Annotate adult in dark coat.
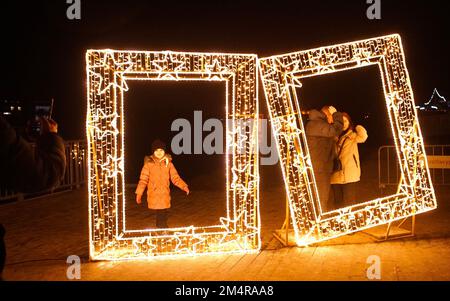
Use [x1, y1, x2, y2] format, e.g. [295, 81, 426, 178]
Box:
[305, 106, 344, 213]
[0, 116, 66, 279]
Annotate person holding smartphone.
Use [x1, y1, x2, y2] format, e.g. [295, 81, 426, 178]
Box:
[0, 115, 66, 280]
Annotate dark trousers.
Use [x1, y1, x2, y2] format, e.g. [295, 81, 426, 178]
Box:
[155, 209, 169, 229]
[315, 172, 332, 213]
[332, 182, 357, 209]
[0, 224, 5, 277]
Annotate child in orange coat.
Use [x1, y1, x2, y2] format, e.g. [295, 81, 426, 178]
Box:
[135, 139, 189, 229]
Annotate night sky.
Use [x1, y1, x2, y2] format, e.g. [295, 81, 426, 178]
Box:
[2, 0, 449, 183]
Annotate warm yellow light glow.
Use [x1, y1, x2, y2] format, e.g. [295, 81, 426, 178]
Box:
[86, 50, 260, 260]
[259, 34, 437, 245]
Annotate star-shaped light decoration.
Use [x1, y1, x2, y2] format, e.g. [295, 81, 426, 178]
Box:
[98, 154, 124, 182]
[352, 47, 373, 66]
[89, 108, 120, 140]
[191, 232, 209, 253]
[204, 58, 230, 80]
[386, 91, 405, 114]
[151, 51, 186, 80]
[169, 226, 201, 255]
[308, 48, 339, 74]
[132, 237, 158, 256]
[217, 210, 258, 250]
[89, 51, 134, 95]
[288, 76, 303, 89]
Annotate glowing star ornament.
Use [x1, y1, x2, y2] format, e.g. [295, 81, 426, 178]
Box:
[86, 50, 260, 260]
[259, 34, 437, 246]
[204, 58, 230, 80]
[353, 47, 373, 66]
[151, 51, 186, 79]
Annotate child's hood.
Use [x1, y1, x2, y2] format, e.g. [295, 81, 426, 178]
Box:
[144, 153, 173, 166]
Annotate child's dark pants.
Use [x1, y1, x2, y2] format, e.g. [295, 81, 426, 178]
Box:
[155, 209, 169, 229]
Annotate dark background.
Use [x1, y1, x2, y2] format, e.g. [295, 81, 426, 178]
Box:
[124, 80, 226, 184]
[1, 0, 449, 186]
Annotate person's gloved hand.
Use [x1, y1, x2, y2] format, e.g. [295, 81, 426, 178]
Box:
[328, 106, 337, 115]
[40, 117, 58, 134]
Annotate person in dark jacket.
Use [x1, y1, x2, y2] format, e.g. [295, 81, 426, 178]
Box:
[0, 116, 66, 280]
[305, 106, 344, 213]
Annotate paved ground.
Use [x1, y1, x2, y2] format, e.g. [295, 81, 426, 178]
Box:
[1, 168, 450, 280]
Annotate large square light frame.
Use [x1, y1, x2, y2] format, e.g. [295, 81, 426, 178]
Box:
[258, 34, 437, 245]
[86, 50, 260, 260]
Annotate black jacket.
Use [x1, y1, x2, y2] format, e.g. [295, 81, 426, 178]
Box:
[0, 117, 66, 193]
[305, 110, 344, 173]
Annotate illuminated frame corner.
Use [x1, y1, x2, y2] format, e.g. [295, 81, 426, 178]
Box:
[258, 34, 437, 246]
[86, 50, 260, 260]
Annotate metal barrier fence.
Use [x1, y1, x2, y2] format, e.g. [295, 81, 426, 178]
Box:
[378, 145, 450, 189]
[0, 140, 87, 203]
[2, 141, 447, 201]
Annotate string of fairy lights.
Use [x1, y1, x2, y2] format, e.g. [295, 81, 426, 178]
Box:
[87, 34, 437, 260]
[86, 50, 260, 260]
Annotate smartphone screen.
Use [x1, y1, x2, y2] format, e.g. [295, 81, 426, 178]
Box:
[34, 105, 51, 119]
[31, 99, 54, 135]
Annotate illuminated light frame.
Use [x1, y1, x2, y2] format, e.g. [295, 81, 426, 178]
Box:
[258, 34, 437, 246]
[86, 50, 260, 260]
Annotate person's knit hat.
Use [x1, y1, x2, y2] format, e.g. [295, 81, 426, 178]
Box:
[151, 139, 166, 153]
